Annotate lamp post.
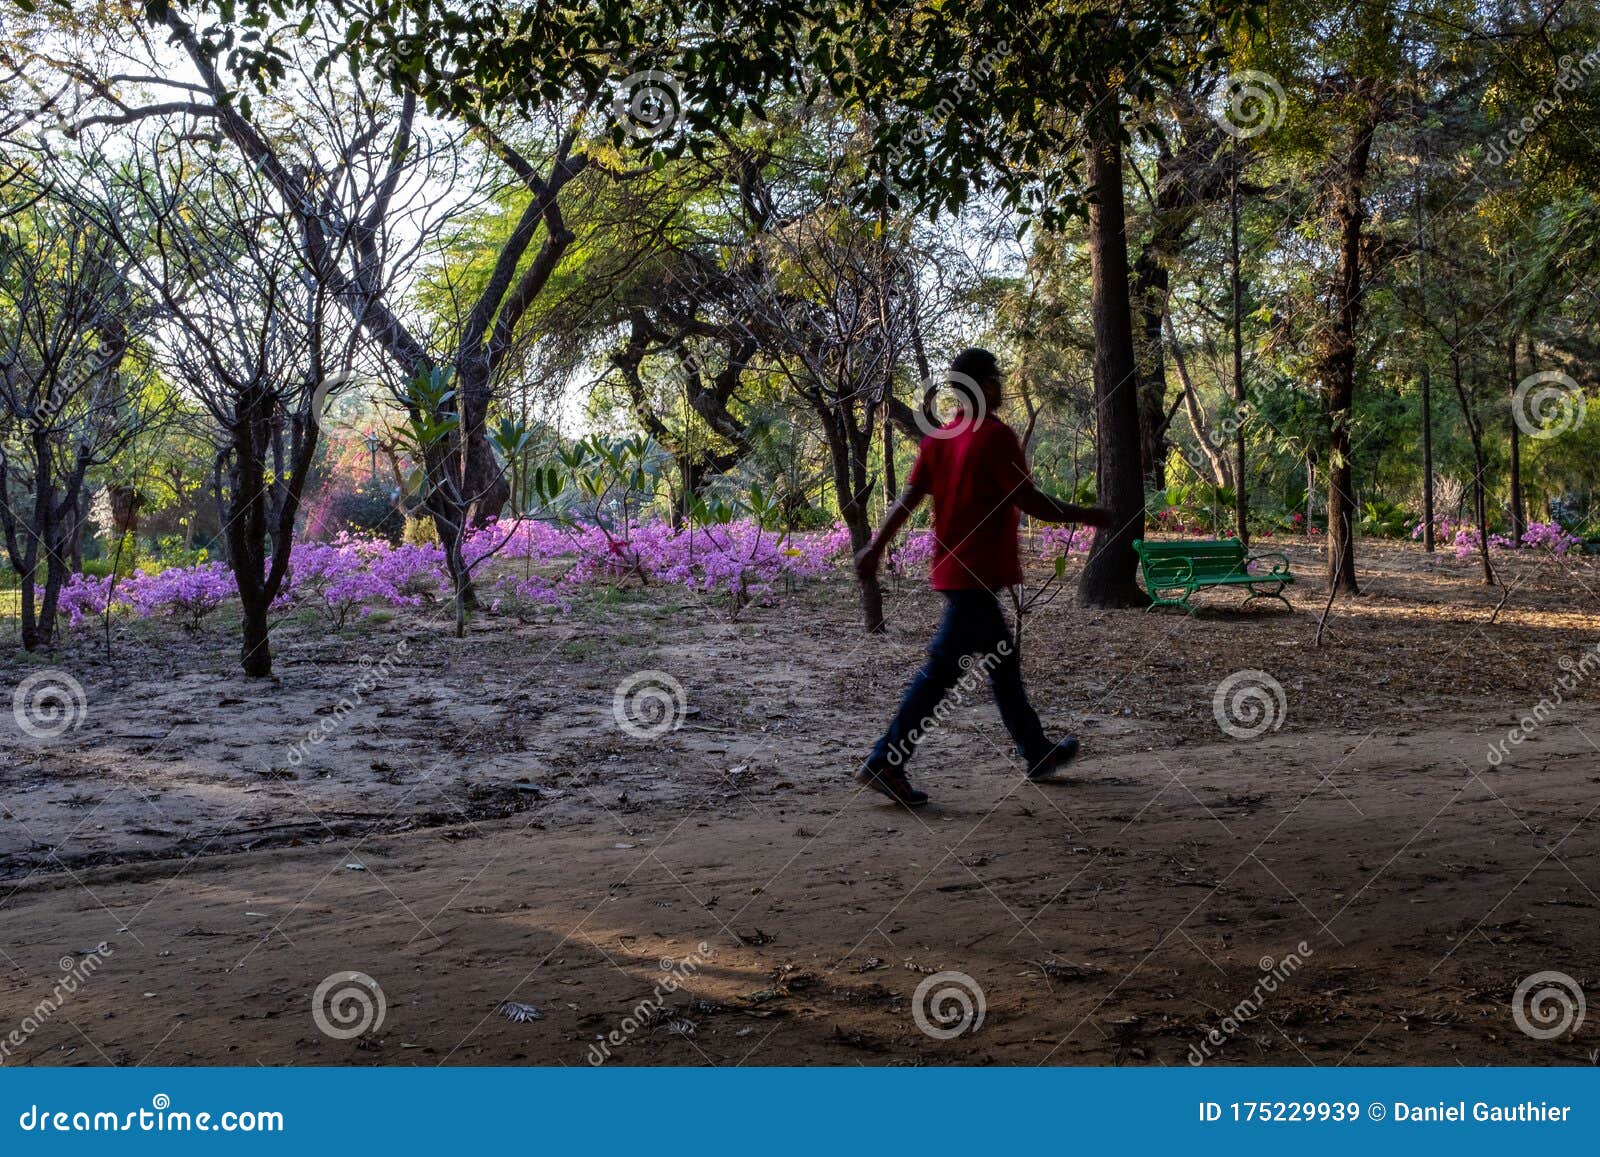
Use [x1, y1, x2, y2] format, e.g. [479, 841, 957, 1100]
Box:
[364, 431, 379, 483]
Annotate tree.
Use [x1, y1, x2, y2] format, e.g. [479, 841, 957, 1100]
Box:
[0, 175, 165, 648]
[119, 134, 355, 674]
[837, 0, 1249, 607]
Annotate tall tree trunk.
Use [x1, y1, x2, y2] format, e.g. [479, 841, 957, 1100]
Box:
[1132, 243, 1171, 489]
[824, 409, 884, 632]
[224, 390, 277, 677]
[1319, 89, 1378, 596]
[1507, 334, 1526, 543]
[1166, 314, 1233, 488]
[1077, 108, 1150, 608]
[882, 402, 898, 510]
[1413, 139, 1435, 553]
[1449, 349, 1495, 586]
[1420, 360, 1435, 551]
[1229, 146, 1249, 547]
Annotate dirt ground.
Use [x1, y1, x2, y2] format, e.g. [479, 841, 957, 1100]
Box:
[3, 539, 1599, 1066]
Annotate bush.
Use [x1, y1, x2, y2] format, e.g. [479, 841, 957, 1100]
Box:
[327, 484, 405, 541]
[1358, 499, 1413, 538]
[403, 515, 440, 546]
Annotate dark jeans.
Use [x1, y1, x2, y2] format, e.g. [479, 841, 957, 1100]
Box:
[868, 589, 1049, 772]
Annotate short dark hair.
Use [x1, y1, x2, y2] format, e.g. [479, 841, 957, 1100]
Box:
[949, 347, 1000, 388]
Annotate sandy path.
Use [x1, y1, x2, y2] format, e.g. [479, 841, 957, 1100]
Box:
[3, 709, 1597, 1066]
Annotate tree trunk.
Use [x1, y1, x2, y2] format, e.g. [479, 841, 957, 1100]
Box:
[225, 393, 276, 676]
[1229, 149, 1249, 547]
[1449, 350, 1495, 586]
[823, 406, 884, 633]
[1319, 89, 1378, 596]
[1420, 360, 1435, 551]
[1166, 314, 1233, 487]
[1413, 139, 1435, 553]
[240, 593, 273, 678]
[1077, 108, 1150, 609]
[1132, 243, 1171, 490]
[1507, 334, 1526, 543]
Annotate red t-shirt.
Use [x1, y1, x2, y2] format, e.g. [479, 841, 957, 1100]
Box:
[907, 418, 1032, 591]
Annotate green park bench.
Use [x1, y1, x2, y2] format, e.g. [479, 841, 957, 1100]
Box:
[1132, 537, 1295, 615]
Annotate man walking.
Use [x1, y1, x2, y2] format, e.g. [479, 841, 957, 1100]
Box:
[853, 348, 1112, 806]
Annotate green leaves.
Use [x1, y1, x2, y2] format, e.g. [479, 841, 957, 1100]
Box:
[393, 366, 458, 456]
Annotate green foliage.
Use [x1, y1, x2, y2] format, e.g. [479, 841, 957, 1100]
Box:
[1358, 499, 1413, 539]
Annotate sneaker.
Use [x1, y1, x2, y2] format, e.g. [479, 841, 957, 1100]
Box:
[854, 764, 930, 807]
[1026, 736, 1081, 782]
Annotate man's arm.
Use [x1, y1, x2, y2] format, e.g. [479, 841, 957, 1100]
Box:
[1014, 486, 1114, 527]
[854, 484, 927, 583]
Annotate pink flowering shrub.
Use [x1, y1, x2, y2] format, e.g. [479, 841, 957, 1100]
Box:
[54, 572, 116, 627]
[121, 562, 235, 629]
[1036, 526, 1094, 560]
[887, 529, 936, 571]
[1519, 521, 1583, 555]
[50, 517, 861, 629]
[1411, 518, 1582, 561]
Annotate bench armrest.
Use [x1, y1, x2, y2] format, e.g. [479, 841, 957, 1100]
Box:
[1245, 550, 1293, 577]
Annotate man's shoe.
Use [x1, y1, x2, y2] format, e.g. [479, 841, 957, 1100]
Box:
[1026, 736, 1080, 782]
[854, 764, 930, 807]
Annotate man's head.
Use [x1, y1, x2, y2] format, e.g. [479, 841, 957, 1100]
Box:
[948, 347, 1004, 414]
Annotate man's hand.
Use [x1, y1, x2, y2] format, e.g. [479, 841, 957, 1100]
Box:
[853, 543, 882, 584]
[1081, 506, 1115, 529]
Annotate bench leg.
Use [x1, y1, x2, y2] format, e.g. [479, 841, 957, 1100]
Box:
[1244, 584, 1293, 612]
[1146, 587, 1197, 615]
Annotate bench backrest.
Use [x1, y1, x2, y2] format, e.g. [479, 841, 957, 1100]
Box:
[1133, 538, 1248, 584]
